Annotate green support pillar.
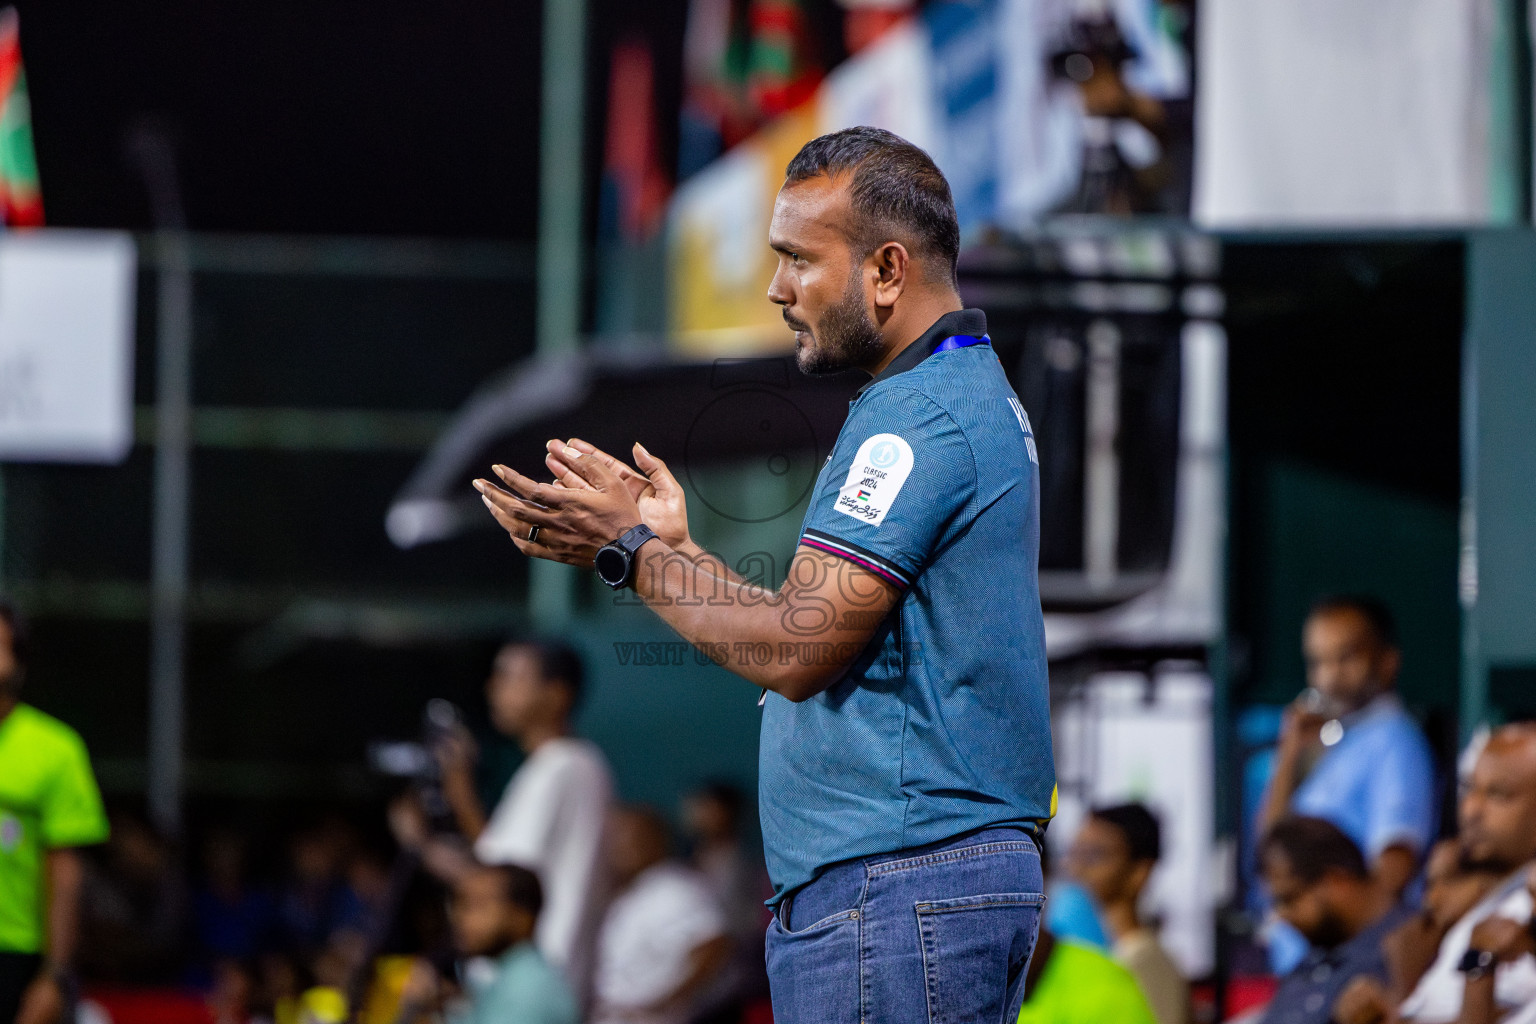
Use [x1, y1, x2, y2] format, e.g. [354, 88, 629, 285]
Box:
[532, 0, 588, 627]
[1461, 231, 1536, 742]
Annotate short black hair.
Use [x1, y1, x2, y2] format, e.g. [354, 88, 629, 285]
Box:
[1306, 594, 1398, 648]
[1091, 803, 1162, 863]
[477, 863, 544, 918]
[1260, 816, 1369, 885]
[506, 638, 585, 706]
[696, 780, 745, 819]
[784, 126, 961, 286]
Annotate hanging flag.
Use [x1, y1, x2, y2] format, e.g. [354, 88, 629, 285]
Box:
[0, 7, 42, 228]
[747, 0, 822, 118]
[599, 38, 671, 243]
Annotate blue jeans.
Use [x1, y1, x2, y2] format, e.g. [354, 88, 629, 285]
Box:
[765, 827, 1044, 1024]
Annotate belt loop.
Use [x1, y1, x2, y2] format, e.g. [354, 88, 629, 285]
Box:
[778, 892, 794, 930]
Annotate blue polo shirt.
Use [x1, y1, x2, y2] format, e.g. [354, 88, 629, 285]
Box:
[758, 308, 1056, 902]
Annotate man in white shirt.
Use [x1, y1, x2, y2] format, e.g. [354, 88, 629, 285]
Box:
[1397, 724, 1536, 1023]
[592, 806, 730, 1024]
[394, 640, 613, 1001]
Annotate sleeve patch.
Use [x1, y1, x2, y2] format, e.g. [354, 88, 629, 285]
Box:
[833, 433, 913, 527]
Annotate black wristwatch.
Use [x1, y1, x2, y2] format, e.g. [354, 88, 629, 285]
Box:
[594, 524, 659, 590]
[1459, 947, 1498, 980]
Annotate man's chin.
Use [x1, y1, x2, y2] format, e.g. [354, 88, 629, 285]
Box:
[795, 347, 840, 376]
[789, 334, 832, 375]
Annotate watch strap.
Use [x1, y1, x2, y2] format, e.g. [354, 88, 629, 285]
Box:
[1459, 947, 1497, 979]
[616, 523, 658, 556]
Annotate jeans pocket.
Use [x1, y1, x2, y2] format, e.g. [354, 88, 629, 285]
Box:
[766, 910, 862, 1024]
[915, 892, 1044, 1024]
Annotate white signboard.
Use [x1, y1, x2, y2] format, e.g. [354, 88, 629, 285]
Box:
[0, 230, 137, 462]
[1053, 670, 1218, 976]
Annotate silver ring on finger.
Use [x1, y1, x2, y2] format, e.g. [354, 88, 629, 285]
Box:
[527, 525, 540, 543]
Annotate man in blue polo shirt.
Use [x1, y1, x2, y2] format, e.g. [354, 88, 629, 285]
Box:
[475, 126, 1055, 1024]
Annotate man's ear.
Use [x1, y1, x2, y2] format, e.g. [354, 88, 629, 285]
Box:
[1127, 859, 1154, 894]
[507, 905, 537, 943]
[1378, 646, 1402, 687]
[870, 241, 910, 310]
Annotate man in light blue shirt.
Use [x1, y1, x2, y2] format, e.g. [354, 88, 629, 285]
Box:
[1258, 596, 1436, 899]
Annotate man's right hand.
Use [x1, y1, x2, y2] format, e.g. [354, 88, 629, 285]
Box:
[1333, 976, 1392, 1024]
[15, 974, 65, 1024]
[1276, 699, 1327, 762]
[553, 438, 692, 550]
[388, 794, 430, 853]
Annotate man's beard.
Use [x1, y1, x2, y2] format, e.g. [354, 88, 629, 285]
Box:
[1458, 845, 1521, 876]
[791, 269, 883, 376]
[1304, 910, 1353, 950]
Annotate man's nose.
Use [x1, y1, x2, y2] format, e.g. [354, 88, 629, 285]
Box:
[1313, 662, 1343, 691]
[767, 266, 791, 306]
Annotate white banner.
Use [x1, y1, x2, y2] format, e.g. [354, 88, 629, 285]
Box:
[1195, 0, 1496, 226]
[0, 230, 137, 463]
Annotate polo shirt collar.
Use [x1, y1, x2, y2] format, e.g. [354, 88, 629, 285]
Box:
[855, 308, 989, 399]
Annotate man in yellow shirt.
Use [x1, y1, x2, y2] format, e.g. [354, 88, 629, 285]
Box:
[0, 605, 109, 1024]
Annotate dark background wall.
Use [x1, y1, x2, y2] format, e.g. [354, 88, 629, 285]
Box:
[1223, 240, 1464, 756]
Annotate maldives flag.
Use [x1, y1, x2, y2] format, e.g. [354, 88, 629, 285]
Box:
[0, 8, 42, 227]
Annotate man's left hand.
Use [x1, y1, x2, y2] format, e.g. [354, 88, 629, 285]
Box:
[16, 974, 66, 1024]
[475, 441, 643, 568]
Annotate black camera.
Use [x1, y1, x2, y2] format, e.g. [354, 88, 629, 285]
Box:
[368, 698, 464, 834]
[1048, 15, 1136, 83]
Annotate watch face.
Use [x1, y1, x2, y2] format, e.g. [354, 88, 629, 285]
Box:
[595, 545, 629, 586]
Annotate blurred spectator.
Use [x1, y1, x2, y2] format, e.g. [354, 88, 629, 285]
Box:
[1393, 725, 1536, 1023]
[1332, 838, 1505, 1024]
[683, 781, 770, 1019]
[255, 950, 313, 1024]
[1016, 925, 1157, 1024]
[591, 806, 730, 1024]
[275, 821, 360, 956]
[392, 640, 613, 1000]
[1260, 597, 1437, 905]
[1069, 804, 1190, 1024]
[337, 847, 394, 947]
[0, 602, 109, 1024]
[1458, 863, 1536, 1024]
[1017, 840, 1156, 1024]
[78, 810, 188, 984]
[397, 863, 578, 1024]
[207, 957, 259, 1024]
[194, 828, 277, 966]
[1018, 841, 1156, 1024]
[1256, 817, 1411, 1024]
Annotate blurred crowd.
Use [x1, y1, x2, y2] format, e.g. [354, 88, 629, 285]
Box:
[1, 630, 773, 1024]
[1021, 595, 1536, 1024]
[8, 596, 1536, 1024]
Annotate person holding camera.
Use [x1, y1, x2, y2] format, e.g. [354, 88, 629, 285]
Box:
[392, 640, 612, 1004]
